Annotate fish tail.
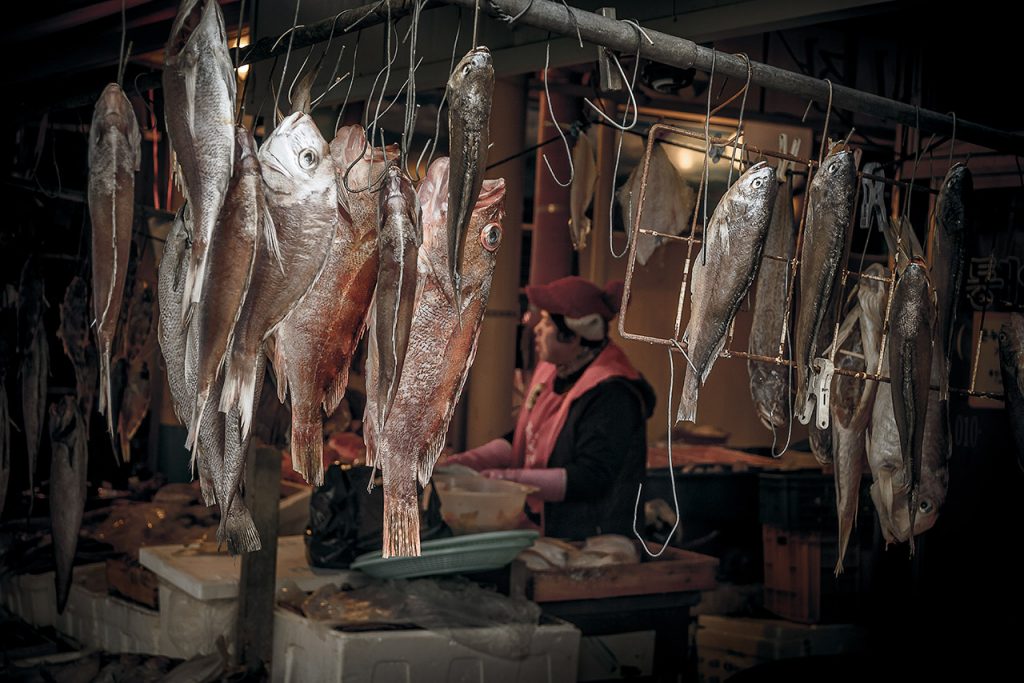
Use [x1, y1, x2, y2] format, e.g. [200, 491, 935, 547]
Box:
[907, 492, 917, 557]
[382, 498, 421, 558]
[221, 498, 262, 555]
[55, 570, 73, 615]
[99, 349, 117, 446]
[290, 421, 324, 486]
[119, 425, 131, 464]
[675, 365, 700, 424]
[382, 475, 420, 558]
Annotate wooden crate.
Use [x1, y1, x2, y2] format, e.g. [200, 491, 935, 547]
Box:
[105, 558, 160, 609]
[514, 542, 718, 603]
[761, 525, 864, 624]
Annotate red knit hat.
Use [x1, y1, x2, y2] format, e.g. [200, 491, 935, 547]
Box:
[525, 277, 624, 339]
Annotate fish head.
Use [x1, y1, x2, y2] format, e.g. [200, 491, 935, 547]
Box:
[90, 84, 138, 151]
[233, 125, 261, 178]
[755, 390, 788, 430]
[818, 149, 857, 202]
[167, 0, 224, 61]
[937, 163, 972, 235]
[460, 177, 507, 290]
[259, 112, 334, 201]
[330, 124, 399, 208]
[379, 165, 419, 228]
[448, 46, 494, 127]
[729, 161, 777, 225]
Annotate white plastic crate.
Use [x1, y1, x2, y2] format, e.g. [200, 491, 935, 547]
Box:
[0, 568, 60, 627]
[271, 607, 581, 683]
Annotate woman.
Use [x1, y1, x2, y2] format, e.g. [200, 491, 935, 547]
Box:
[447, 276, 655, 539]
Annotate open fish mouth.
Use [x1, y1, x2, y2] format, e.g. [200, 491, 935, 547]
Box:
[757, 407, 786, 430]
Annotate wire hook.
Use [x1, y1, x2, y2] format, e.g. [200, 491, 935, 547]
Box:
[540, 44, 575, 187]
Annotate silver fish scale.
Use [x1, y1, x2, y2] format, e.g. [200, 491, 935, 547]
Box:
[163, 0, 236, 312]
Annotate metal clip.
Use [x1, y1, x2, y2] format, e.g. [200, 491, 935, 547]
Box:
[596, 8, 624, 92]
[860, 162, 888, 232]
[812, 357, 835, 430]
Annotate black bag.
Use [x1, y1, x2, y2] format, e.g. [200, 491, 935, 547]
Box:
[305, 464, 449, 568]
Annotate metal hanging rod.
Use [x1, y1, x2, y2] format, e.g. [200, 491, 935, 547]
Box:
[438, 0, 1024, 156]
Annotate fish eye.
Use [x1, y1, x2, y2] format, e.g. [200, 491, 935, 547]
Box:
[480, 223, 501, 251]
[752, 178, 763, 189]
[462, 64, 472, 76]
[828, 161, 839, 174]
[298, 147, 319, 170]
[919, 499, 933, 514]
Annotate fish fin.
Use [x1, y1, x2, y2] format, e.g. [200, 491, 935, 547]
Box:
[261, 202, 284, 274]
[323, 364, 352, 418]
[382, 476, 421, 558]
[267, 335, 289, 404]
[701, 333, 728, 387]
[185, 390, 208, 451]
[676, 364, 700, 424]
[184, 59, 197, 140]
[221, 497, 262, 555]
[290, 421, 324, 486]
[417, 428, 450, 488]
[172, 151, 186, 196]
[219, 353, 257, 441]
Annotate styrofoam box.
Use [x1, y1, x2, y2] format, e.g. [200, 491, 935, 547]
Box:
[696, 615, 866, 683]
[271, 607, 581, 683]
[0, 569, 60, 628]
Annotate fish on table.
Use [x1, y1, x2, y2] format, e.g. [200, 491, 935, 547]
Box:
[88, 83, 140, 440]
[364, 157, 506, 557]
[163, 0, 236, 322]
[676, 162, 777, 424]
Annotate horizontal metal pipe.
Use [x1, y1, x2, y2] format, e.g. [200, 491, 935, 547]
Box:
[439, 0, 1024, 155]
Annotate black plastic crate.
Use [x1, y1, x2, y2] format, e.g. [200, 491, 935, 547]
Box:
[758, 471, 873, 533]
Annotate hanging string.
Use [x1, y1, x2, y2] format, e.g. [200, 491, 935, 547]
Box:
[277, 0, 303, 117]
[633, 344, 682, 558]
[539, 44, 574, 187]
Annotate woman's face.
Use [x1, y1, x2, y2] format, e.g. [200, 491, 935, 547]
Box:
[533, 310, 580, 365]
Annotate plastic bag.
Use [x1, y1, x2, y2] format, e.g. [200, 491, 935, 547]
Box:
[306, 464, 449, 568]
[305, 465, 362, 568]
[301, 578, 542, 660]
